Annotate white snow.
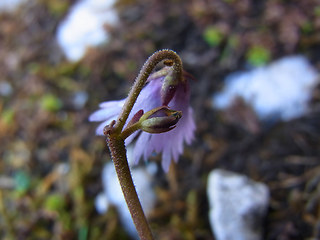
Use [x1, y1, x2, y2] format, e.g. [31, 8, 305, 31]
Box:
[207, 169, 269, 240]
[0, 81, 13, 96]
[56, 0, 118, 61]
[95, 161, 157, 239]
[95, 192, 110, 214]
[213, 56, 319, 121]
[0, 0, 27, 12]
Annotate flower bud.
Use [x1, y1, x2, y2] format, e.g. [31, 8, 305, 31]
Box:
[161, 68, 180, 106]
[147, 66, 171, 82]
[126, 109, 144, 129]
[139, 106, 182, 133]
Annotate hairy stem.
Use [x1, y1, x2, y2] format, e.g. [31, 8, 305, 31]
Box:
[113, 49, 182, 133]
[107, 136, 154, 240]
[105, 50, 183, 240]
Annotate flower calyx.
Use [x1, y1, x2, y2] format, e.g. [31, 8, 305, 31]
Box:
[120, 106, 182, 139]
[103, 120, 116, 136]
[147, 66, 182, 106]
[139, 106, 182, 133]
[161, 67, 181, 106]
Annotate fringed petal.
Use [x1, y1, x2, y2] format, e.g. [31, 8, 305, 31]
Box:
[161, 148, 172, 172]
[90, 68, 196, 172]
[133, 132, 151, 164]
[89, 107, 118, 122]
[99, 99, 125, 108]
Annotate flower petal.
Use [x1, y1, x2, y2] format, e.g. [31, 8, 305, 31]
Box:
[184, 108, 196, 144]
[89, 108, 117, 122]
[161, 148, 172, 172]
[99, 99, 126, 108]
[125, 130, 139, 145]
[133, 132, 151, 164]
[90, 66, 196, 172]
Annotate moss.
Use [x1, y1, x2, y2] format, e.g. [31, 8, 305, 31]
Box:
[44, 194, 66, 212]
[203, 26, 224, 47]
[246, 45, 271, 66]
[14, 170, 31, 194]
[40, 94, 63, 112]
[1, 109, 15, 125]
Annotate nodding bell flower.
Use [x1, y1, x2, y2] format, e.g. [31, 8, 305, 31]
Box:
[89, 67, 196, 172]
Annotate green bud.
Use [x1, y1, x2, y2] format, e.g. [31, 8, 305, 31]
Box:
[139, 106, 182, 133]
[161, 68, 180, 106]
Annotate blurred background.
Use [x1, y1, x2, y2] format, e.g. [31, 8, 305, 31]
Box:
[0, 0, 320, 239]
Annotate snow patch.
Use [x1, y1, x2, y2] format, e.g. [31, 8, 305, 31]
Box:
[0, 0, 27, 12]
[213, 56, 319, 121]
[207, 169, 269, 240]
[56, 0, 118, 61]
[95, 160, 157, 239]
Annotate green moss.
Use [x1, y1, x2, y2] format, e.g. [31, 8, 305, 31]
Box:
[78, 225, 89, 240]
[1, 109, 15, 125]
[44, 194, 66, 212]
[203, 26, 224, 47]
[14, 170, 31, 193]
[246, 46, 271, 66]
[42, 0, 70, 17]
[301, 21, 313, 34]
[228, 35, 239, 48]
[314, 6, 320, 17]
[40, 94, 63, 112]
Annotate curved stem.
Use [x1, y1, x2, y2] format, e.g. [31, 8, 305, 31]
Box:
[113, 49, 182, 134]
[107, 136, 154, 240]
[105, 50, 183, 240]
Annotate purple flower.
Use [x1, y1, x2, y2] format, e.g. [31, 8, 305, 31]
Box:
[89, 69, 196, 172]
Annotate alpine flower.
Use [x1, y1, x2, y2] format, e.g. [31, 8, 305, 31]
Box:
[89, 67, 196, 172]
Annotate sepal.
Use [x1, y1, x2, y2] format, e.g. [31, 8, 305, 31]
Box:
[139, 106, 182, 133]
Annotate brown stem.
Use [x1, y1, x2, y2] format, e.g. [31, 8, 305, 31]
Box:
[106, 135, 155, 240]
[104, 50, 183, 240]
[113, 49, 182, 134]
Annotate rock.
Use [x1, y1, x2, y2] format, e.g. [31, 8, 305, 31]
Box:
[207, 169, 269, 240]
